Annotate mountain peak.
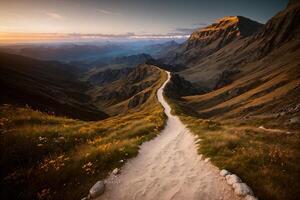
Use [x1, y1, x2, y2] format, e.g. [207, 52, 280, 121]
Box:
[187, 15, 263, 49]
[191, 16, 262, 39]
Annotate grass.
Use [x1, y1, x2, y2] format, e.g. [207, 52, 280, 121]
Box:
[167, 98, 300, 200]
[0, 68, 167, 200]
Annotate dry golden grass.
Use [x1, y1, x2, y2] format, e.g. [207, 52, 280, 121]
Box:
[167, 98, 300, 200]
[0, 68, 167, 200]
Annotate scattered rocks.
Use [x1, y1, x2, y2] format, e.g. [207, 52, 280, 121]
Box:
[220, 169, 231, 177]
[225, 174, 242, 185]
[220, 170, 256, 199]
[89, 181, 105, 199]
[112, 168, 120, 175]
[245, 195, 258, 200]
[233, 182, 253, 196]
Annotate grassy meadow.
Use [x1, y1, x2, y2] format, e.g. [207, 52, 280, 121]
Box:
[167, 98, 300, 200]
[0, 68, 167, 200]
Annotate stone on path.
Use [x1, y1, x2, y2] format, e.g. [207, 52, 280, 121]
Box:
[89, 181, 105, 199]
[233, 182, 253, 196]
[225, 174, 242, 185]
[220, 169, 231, 177]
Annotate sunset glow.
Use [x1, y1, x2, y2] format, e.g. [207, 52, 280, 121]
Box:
[0, 0, 287, 43]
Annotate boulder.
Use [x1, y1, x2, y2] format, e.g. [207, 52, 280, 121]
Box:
[112, 168, 120, 175]
[220, 169, 231, 177]
[89, 181, 105, 198]
[233, 182, 253, 196]
[245, 195, 258, 200]
[225, 174, 242, 185]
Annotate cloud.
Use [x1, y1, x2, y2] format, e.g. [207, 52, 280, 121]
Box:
[173, 22, 210, 35]
[174, 27, 199, 34]
[67, 32, 189, 40]
[68, 32, 135, 39]
[96, 9, 113, 15]
[45, 12, 63, 20]
[130, 33, 189, 39]
[0, 32, 189, 43]
[193, 22, 209, 27]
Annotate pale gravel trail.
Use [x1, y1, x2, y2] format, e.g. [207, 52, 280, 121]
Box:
[97, 71, 241, 200]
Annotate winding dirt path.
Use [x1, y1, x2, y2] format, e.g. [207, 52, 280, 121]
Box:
[98, 71, 241, 200]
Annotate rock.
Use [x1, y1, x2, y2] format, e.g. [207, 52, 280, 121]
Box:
[58, 136, 65, 140]
[289, 117, 300, 124]
[204, 158, 210, 163]
[225, 174, 242, 185]
[258, 126, 265, 129]
[89, 181, 105, 198]
[220, 169, 231, 177]
[233, 182, 253, 196]
[112, 168, 120, 175]
[119, 159, 124, 163]
[245, 195, 258, 200]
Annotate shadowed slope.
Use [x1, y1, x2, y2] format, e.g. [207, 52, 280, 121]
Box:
[0, 52, 108, 120]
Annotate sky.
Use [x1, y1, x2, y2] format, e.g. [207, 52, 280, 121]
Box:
[0, 0, 288, 42]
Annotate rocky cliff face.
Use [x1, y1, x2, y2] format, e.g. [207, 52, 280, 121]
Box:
[166, 16, 263, 66]
[186, 16, 263, 50]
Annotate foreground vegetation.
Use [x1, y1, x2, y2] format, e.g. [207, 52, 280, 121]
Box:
[167, 98, 300, 200]
[0, 69, 167, 200]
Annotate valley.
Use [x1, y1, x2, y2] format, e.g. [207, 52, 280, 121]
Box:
[0, 0, 299, 200]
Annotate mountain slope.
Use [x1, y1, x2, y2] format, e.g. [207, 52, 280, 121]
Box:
[176, 3, 300, 90]
[169, 0, 300, 126]
[84, 53, 152, 83]
[0, 52, 108, 120]
[166, 2, 300, 200]
[0, 65, 167, 200]
[87, 64, 165, 115]
[164, 16, 263, 66]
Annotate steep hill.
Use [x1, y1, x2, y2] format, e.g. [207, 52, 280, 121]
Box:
[164, 16, 263, 66]
[87, 64, 165, 115]
[0, 52, 108, 120]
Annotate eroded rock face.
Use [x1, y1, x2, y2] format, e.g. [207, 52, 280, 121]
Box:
[89, 181, 105, 199]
